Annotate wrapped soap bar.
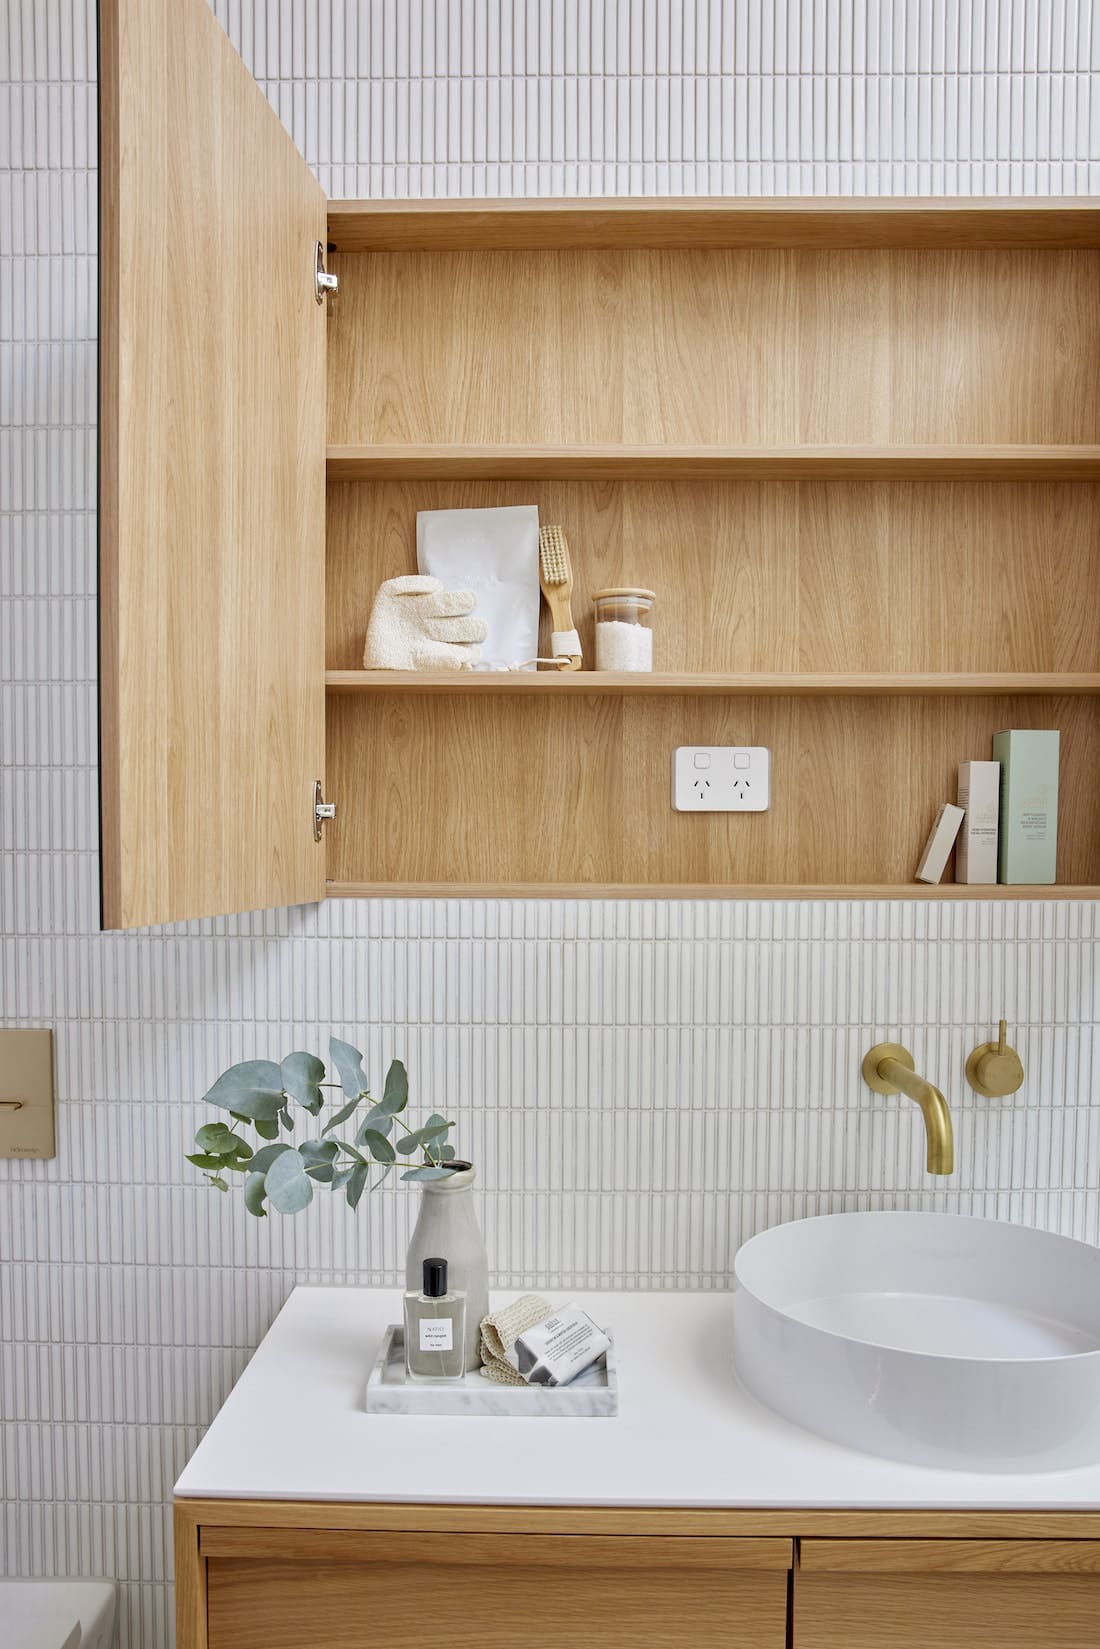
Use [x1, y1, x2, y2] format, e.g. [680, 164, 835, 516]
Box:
[514, 1303, 611, 1387]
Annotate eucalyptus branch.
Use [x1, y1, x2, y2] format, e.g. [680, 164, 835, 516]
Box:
[186, 1037, 459, 1217]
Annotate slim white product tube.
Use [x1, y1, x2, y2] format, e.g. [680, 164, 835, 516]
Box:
[513, 1304, 611, 1387]
[956, 761, 1000, 885]
[915, 802, 965, 884]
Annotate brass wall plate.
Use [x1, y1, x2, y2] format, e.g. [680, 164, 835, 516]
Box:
[966, 1021, 1025, 1098]
[0, 1028, 55, 1159]
[861, 1042, 915, 1095]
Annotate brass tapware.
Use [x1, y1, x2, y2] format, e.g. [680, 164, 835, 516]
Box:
[966, 1019, 1025, 1098]
[861, 1042, 955, 1176]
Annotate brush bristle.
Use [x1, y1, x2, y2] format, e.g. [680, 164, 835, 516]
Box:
[539, 524, 572, 586]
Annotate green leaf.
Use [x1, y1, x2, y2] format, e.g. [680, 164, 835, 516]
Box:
[243, 1172, 268, 1218]
[420, 1118, 453, 1143]
[381, 1059, 409, 1116]
[300, 1139, 338, 1181]
[195, 1122, 236, 1154]
[208, 1174, 229, 1192]
[357, 1128, 396, 1165]
[356, 1103, 394, 1138]
[249, 1142, 292, 1177]
[395, 1130, 426, 1156]
[279, 1105, 295, 1132]
[187, 1152, 227, 1169]
[440, 1144, 456, 1161]
[335, 1140, 367, 1165]
[224, 1135, 253, 1161]
[253, 1115, 281, 1141]
[330, 1165, 357, 1192]
[345, 1162, 369, 1209]
[281, 1051, 325, 1113]
[401, 1165, 455, 1183]
[320, 1093, 365, 1137]
[299, 1139, 339, 1168]
[329, 1037, 369, 1100]
[264, 1147, 314, 1214]
[203, 1060, 286, 1120]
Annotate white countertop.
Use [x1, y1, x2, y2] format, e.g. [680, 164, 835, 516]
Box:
[175, 1287, 1100, 1509]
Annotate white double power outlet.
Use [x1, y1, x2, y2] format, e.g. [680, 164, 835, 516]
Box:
[672, 746, 772, 812]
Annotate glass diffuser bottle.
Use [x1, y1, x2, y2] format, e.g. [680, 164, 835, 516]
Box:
[404, 1256, 467, 1383]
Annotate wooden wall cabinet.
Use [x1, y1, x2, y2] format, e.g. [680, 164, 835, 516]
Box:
[101, 0, 1100, 928]
[176, 1503, 1100, 1649]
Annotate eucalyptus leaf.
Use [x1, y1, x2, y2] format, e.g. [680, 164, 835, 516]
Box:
[335, 1140, 367, 1165]
[440, 1144, 456, 1161]
[264, 1148, 314, 1214]
[195, 1122, 235, 1154]
[329, 1037, 369, 1100]
[248, 1142, 292, 1177]
[356, 1104, 394, 1139]
[203, 1060, 285, 1120]
[253, 1115, 281, 1141]
[345, 1162, 369, 1209]
[394, 1130, 426, 1156]
[330, 1165, 357, 1192]
[186, 1152, 229, 1169]
[358, 1129, 396, 1165]
[279, 1106, 295, 1132]
[419, 1119, 453, 1144]
[401, 1165, 454, 1183]
[208, 1174, 229, 1191]
[225, 1136, 253, 1161]
[299, 1140, 339, 1172]
[381, 1059, 409, 1116]
[243, 1172, 268, 1218]
[320, 1093, 364, 1137]
[281, 1051, 325, 1113]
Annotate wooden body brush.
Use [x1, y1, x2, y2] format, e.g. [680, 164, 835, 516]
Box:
[538, 524, 582, 670]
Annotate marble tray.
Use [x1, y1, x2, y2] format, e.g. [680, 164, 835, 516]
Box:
[365, 1324, 618, 1417]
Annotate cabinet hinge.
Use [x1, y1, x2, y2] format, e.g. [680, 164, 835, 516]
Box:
[313, 780, 336, 842]
[315, 240, 338, 304]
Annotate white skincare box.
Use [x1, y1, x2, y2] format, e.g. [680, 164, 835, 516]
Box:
[915, 802, 964, 885]
[513, 1304, 611, 1387]
[992, 729, 1060, 884]
[956, 761, 1000, 885]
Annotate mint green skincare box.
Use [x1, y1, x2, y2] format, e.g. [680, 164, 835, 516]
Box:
[992, 730, 1060, 884]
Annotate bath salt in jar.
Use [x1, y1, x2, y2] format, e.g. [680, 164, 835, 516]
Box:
[593, 588, 656, 672]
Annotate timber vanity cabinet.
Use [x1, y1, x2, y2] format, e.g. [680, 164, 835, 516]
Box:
[176, 1501, 1100, 1649]
[100, 0, 1100, 930]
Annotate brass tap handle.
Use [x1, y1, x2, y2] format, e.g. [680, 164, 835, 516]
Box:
[966, 1019, 1025, 1098]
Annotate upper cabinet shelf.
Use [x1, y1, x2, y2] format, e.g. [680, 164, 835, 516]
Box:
[326, 444, 1100, 483]
[326, 196, 1100, 252]
[326, 671, 1100, 697]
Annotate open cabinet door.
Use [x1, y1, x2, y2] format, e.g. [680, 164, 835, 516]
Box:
[99, 0, 328, 928]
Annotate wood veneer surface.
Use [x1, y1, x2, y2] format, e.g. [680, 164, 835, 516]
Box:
[100, 0, 327, 927]
[327, 249, 1100, 448]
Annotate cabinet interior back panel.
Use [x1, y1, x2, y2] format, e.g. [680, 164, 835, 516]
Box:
[326, 693, 1100, 889]
[326, 250, 1100, 446]
[326, 481, 1100, 675]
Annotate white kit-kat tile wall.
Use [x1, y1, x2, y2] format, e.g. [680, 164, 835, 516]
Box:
[2, 1, 1099, 1643]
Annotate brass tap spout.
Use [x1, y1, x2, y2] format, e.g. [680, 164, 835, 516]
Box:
[861, 1043, 955, 1176]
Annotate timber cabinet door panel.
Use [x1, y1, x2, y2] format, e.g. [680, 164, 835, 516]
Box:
[99, 0, 328, 928]
[796, 1539, 1100, 1649]
[205, 1532, 792, 1649]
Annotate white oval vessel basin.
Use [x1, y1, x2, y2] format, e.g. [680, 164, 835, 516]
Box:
[732, 1212, 1100, 1471]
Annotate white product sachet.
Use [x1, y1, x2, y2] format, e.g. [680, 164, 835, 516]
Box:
[416, 505, 540, 671]
[513, 1303, 612, 1387]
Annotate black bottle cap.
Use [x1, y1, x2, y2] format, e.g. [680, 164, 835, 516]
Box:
[422, 1257, 448, 1298]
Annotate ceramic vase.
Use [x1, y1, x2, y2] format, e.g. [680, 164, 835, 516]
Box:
[405, 1162, 489, 1370]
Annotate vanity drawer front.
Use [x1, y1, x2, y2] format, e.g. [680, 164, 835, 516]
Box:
[205, 1529, 792, 1649]
[796, 1539, 1100, 1649]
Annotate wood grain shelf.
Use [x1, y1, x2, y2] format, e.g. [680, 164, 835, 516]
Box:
[325, 671, 1100, 698]
[327, 882, 1095, 901]
[326, 196, 1100, 253]
[326, 445, 1100, 483]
